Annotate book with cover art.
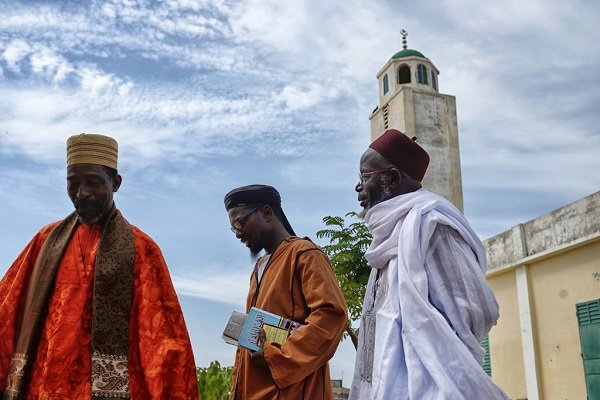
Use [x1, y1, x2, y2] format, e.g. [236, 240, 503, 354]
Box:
[222, 307, 301, 352]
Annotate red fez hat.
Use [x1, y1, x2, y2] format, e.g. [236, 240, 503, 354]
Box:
[369, 129, 430, 181]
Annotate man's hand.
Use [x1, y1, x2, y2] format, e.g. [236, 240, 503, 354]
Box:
[250, 328, 269, 371]
[250, 348, 268, 370]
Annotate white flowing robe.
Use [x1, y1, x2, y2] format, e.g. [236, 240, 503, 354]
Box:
[350, 189, 509, 400]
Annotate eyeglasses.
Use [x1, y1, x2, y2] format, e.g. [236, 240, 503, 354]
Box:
[358, 168, 394, 183]
[230, 207, 261, 233]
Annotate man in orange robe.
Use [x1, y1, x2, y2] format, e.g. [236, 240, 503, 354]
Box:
[224, 184, 348, 399]
[0, 133, 198, 399]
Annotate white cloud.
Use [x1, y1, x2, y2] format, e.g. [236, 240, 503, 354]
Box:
[172, 271, 248, 306]
[228, 0, 391, 83]
[274, 83, 338, 112]
[2, 39, 31, 73]
[29, 47, 74, 84]
[0, 1, 597, 185]
[78, 66, 127, 97]
[101, 3, 117, 19]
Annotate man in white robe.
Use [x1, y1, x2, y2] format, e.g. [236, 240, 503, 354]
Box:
[349, 129, 508, 399]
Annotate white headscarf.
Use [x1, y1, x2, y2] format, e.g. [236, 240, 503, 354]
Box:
[351, 189, 508, 400]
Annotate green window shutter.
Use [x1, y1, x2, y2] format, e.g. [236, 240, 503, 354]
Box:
[578, 300, 600, 325]
[577, 299, 600, 400]
[481, 335, 492, 376]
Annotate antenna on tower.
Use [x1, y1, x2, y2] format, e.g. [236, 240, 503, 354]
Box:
[401, 29, 408, 50]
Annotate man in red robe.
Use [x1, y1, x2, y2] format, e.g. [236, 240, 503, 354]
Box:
[0, 133, 198, 399]
[224, 184, 348, 399]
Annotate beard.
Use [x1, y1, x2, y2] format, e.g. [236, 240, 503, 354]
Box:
[74, 199, 109, 224]
[358, 184, 394, 220]
[249, 247, 264, 262]
[357, 208, 367, 220]
[378, 185, 394, 204]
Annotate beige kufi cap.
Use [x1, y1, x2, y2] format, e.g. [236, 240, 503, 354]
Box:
[67, 133, 118, 170]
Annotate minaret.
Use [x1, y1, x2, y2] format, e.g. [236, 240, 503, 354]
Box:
[370, 30, 464, 211]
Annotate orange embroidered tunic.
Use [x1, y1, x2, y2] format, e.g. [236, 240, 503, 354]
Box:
[0, 221, 198, 399]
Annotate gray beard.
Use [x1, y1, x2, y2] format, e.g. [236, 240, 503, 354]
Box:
[357, 208, 367, 220]
[379, 186, 394, 204]
[77, 212, 104, 225]
[359, 186, 394, 219]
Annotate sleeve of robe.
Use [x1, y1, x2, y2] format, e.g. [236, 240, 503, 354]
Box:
[127, 226, 199, 400]
[0, 223, 57, 392]
[263, 248, 348, 388]
[423, 223, 500, 363]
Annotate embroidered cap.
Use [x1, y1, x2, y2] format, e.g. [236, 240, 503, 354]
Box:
[67, 133, 118, 170]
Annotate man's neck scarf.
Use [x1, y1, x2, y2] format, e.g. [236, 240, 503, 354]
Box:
[4, 206, 135, 399]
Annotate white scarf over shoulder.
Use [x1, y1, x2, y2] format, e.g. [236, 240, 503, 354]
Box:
[350, 189, 508, 400]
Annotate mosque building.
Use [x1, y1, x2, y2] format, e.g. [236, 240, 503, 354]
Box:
[368, 31, 600, 400]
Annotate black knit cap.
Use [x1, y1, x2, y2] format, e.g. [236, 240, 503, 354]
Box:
[224, 184, 296, 236]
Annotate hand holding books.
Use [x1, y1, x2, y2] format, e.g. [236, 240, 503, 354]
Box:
[222, 307, 301, 352]
[249, 329, 268, 370]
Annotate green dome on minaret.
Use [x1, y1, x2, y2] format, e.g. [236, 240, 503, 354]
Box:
[391, 49, 426, 59]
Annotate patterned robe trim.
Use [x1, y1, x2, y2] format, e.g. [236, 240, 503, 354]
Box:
[91, 207, 134, 399]
[91, 352, 130, 398]
[4, 353, 27, 399]
[6, 213, 79, 399]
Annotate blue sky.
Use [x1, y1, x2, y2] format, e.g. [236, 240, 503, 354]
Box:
[1, 0, 599, 386]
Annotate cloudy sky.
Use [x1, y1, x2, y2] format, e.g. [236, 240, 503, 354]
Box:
[1, 0, 599, 385]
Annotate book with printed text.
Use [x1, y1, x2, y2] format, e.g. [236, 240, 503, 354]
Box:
[221, 307, 301, 352]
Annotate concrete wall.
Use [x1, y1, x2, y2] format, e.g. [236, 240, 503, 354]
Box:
[487, 270, 527, 398]
[370, 86, 463, 211]
[486, 191, 600, 272]
[412, 91, 462, 211]
[528, 243, 600, 399]
[485, 191, 600, 399]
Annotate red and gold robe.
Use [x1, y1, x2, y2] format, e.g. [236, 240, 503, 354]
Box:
[230, 237, 347, 400]
[0, 220, 198, 399]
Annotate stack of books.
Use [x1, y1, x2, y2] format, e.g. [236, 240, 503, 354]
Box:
[222, 307, 301, 351]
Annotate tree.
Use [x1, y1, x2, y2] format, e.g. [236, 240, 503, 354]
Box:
[197, 361, 233, 400]
[316, 212, 372, 349]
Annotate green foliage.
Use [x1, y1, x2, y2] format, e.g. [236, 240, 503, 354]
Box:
[316, 212, 372, 348]
[197, 361, 233, 400]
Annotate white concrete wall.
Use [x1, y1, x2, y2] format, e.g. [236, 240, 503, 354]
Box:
[486, 191, 600, 272]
